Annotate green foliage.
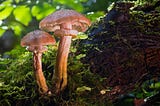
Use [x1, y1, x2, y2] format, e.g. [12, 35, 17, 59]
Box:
[31, 3, 55, 20]
[0, 52, 35, 105]
[0, 45, 59, 105]
[0, 0, 107, 54]
[0, 38, 108, 105]
[1, 0, 160, 105]
[13, 5, 32, 26]
[0, 6, 13, 20]
[0, 0, 105, 104]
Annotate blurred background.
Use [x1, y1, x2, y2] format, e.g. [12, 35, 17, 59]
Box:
[0, 0, 147, 57]
[0, 0, 109, 57]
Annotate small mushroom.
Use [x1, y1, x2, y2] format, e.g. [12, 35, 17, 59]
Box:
[39, 9, 91, 93]
[21, 30, 56, 95]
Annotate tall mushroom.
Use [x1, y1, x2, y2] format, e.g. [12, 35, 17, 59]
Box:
[39, 9, 91, 93]
[21, 30, 56, 95]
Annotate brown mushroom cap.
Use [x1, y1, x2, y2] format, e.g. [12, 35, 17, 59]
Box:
[21, 30, 56, 47]
[39, 9, 91, 38]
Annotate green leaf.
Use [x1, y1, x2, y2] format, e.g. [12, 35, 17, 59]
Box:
[31, 5, 43, 20]
[86, 11, 105, 22]
[70, 47, 77, 53]
[0, 0, 12, 10]
[0, 82, 4, 86]
[54, 0, 83, 12]
[42, 2, 55, 16]
[0, 6, 14, 20]
[76, 54, 86, 59]
[13, 5, 32, 26]
[10, 21, 24, 36]
[149, 82, 160, 89]
[31, 2, 55, 20]
[76, 86, 92, 92]
[77, 32, 88, 39]
[15, 0, 20, 3]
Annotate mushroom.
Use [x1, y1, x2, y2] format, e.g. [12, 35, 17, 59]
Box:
[21, 30, 56, 95]
[39, 9, 91, 93]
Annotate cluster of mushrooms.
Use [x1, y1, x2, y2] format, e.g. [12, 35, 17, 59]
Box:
[21, 9, 91, 95]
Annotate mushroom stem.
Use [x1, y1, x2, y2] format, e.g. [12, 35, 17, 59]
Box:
[33, 52, 49, 94]
[52, 36, 72, 93]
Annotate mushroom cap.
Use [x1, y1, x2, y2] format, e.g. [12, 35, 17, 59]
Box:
[39, 9, 91, 37]
[54, 29, 78, 38]
[21, 30, 56, 47]
[27, 46, 48, 53]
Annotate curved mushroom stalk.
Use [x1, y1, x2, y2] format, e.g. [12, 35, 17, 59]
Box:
[39, 9, 91, 94]
[21, 30, 56, 95]
[33, 51, 49, 94]
[52, 36, 72, 93]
